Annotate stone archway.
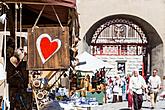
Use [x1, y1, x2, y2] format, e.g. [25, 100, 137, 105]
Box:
[83, 14, 163, 79]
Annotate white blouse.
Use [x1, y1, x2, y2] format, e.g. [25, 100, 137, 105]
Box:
[129, 75, 146, 94]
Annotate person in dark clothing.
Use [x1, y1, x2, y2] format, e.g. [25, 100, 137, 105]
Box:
[40, 93, 63, 110]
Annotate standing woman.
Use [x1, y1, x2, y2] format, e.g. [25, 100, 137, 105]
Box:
[129, 69, 147, 110]
[112, 75, 123, 102]
[126, 74, 133, 110]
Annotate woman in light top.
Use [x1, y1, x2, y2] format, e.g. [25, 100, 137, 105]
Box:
[112, 74, 123, 102]
[129, 69, 147, 110]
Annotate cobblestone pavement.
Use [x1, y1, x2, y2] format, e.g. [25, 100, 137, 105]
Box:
[91, 100, 165, 110]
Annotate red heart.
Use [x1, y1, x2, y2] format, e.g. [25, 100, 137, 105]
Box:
[40, 37, 58, 60]
[36, 34, 61, 64]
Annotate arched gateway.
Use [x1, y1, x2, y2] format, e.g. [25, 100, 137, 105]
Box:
[84, 14, 163, 78]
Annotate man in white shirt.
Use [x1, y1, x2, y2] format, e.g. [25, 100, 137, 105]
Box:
[129, 69, 147, 110]
[148, 69, 161, 109]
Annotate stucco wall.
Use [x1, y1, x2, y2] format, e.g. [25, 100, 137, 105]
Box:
[77, 0, 165, 86]
[77, 0, 165, 41]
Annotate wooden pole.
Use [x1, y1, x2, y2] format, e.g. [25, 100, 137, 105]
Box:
[15, 3, 18, 50]
[19, 3, 22, 48]
[33, 90, 40, 110]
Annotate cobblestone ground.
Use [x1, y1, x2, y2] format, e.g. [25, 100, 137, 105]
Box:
[91, 100, 165, 110]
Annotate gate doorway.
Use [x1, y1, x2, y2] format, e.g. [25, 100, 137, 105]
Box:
[84, 14, 163, 78]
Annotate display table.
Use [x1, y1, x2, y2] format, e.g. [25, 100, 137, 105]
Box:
[74, 104, 98, 110]
[76, 90, 105, 105]
[59, 102, 98, 110]
[86, 91, 104, 105]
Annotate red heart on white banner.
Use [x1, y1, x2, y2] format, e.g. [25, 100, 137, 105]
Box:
[36, 34, 61, 64]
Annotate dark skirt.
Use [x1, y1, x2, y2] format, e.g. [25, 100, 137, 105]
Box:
[133, 92, 143, 110]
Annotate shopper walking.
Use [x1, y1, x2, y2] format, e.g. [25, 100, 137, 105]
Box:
[126, 74, 133, 110]
[148, 69, 161, 109]
[129, 69, 147, 110]
[112, 75, 123, 102]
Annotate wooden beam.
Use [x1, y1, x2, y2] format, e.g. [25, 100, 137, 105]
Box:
[0, 31, 27, 37]
[48, 71, 65, 90]
[1, 1, 76, 7]
[47, 71, 58, 81]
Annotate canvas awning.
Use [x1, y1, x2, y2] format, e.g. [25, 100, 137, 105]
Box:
[75, 51, 114, 72]
[4, 0, 76, 8]
[1, 0, 78, 26]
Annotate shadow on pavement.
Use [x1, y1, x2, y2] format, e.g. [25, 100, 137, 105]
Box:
[119, 108, 130, 110]
[142, 106, 151, 109]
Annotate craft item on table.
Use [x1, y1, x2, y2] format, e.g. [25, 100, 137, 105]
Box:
[70, 91, 79, 100]
[33, 79, 41, 88]
[89, 101, 98, 106]
[88, 97, 98, 105]
[37, 92, 45, 100]
[79, 97, 89, 105]
[89, 97, 96, 102]
[43, 90, 48, 96]
[58, 87, 67, 96]
[40, 78, 48, 89]
[75, 98, 81, 106]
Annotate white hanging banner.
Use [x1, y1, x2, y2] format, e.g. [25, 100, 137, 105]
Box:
[0, 34, 3, 57]
[0, 63, 5, 80]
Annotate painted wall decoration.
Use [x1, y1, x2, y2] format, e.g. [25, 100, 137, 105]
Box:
[27, 27, 70, 70]
[95, 55, 143, 77]
[36, 34, 61, 64]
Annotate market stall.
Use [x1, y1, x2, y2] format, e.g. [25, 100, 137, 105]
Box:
[0, 0, 80, 110]
[68, 51, 114, 106]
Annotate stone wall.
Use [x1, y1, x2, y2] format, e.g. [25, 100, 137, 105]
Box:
[151, 44, 164, 85]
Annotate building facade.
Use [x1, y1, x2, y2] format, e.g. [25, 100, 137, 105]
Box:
[77, 0, 165, 86]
